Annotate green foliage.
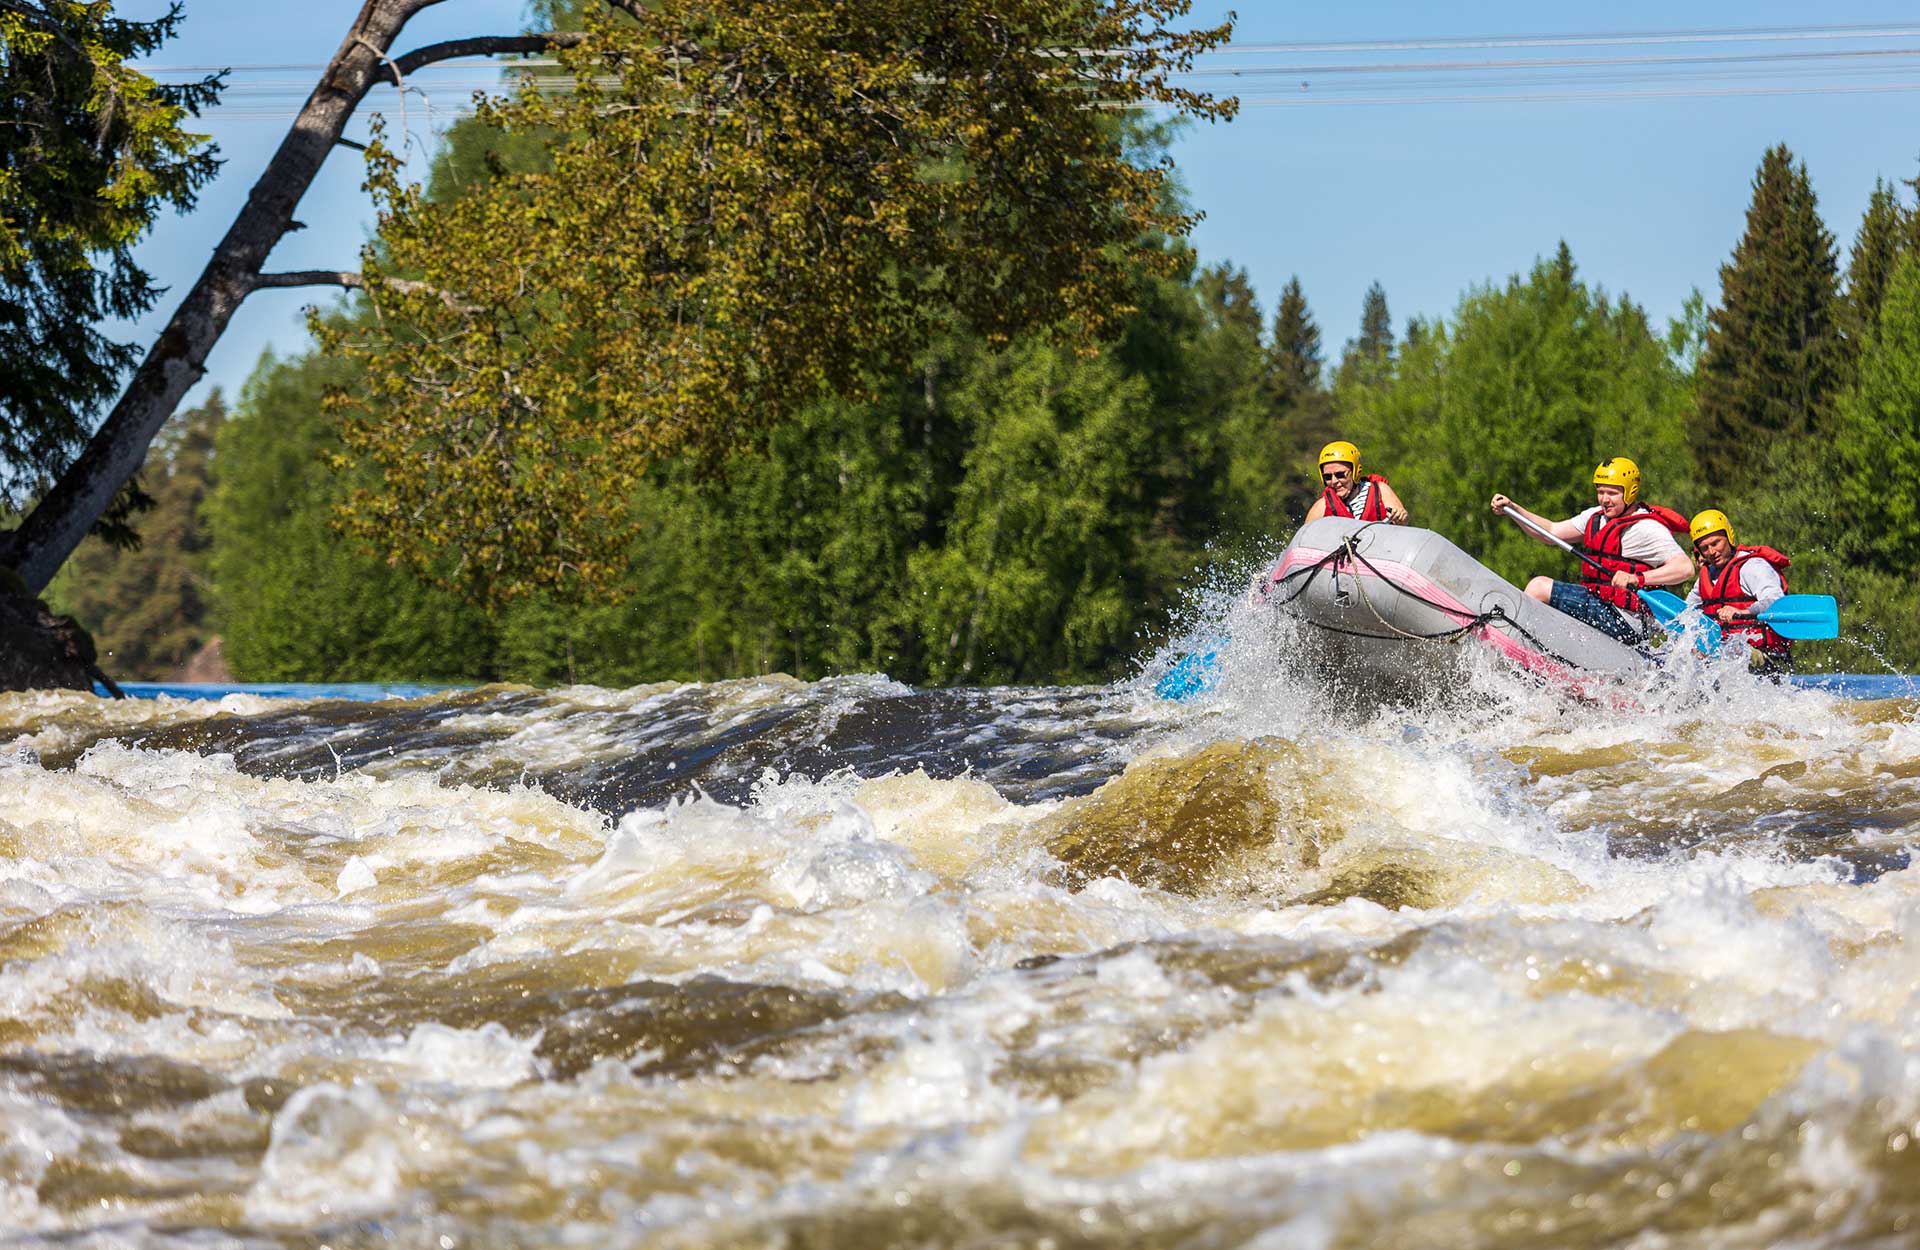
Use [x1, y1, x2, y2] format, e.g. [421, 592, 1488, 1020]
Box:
[1340, 248, 1699, 589]
[45, 395, 224, 678]
[0, 1, 220, 537]
[1695, 144, 1845, 495]
[1780, 253, 1920, 667]
[1337, 281, 1393, 386]
[902, 340, 1154, 683]
[1843, 179, 1906, 352]
[201, 239, 1284, 687]
[1674, 253, 1920, 674]
[184, 111, 1920, 684]
[1834, 255, 1920, 575]
[204, 351, 495, 682]
[320, 0, 1235, 603]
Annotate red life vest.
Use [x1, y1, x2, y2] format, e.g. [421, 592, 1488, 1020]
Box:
[1322, 473, 1392, 522]
[1697, 546, 1793, 654]
[1579, 502, 1690, 612]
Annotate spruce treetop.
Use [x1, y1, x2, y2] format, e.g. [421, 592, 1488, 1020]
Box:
[1694, 143, 1844, 493]
[1843, 178, 1906, 352]
[1268, 276, 1323, 400]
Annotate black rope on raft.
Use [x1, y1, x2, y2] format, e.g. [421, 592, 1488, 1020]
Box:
[1263, 526, 1587, 670]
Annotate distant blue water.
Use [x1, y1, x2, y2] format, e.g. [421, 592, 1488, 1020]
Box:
[102, 682, 462, 702]
[1788, 674, 1920, 700]
[96, 675, 1920, 702]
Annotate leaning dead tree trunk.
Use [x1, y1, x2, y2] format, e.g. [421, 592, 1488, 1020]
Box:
[0, 0, 577, 593]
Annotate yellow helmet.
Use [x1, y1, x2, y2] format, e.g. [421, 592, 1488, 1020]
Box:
[1592, 456, 1640, 506]
[1318, 440, 1361, 474]
[1689, 508, 1735, 549]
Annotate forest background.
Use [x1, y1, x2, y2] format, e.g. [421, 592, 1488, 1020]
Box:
[44, 39, 1920, 686]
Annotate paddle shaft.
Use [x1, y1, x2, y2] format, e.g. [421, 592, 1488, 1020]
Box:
[1497, 504, 1606, 574]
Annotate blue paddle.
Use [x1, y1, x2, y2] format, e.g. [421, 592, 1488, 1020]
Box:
[1666, 593, 1839, 653]
[1739, 594, 1839, 640]
[1155, 642, 1222, 701]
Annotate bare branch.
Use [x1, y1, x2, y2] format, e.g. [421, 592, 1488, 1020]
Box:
[253, 269, 369, 291]
[252, 268, 481, 313]
[389, 31, 590, 81]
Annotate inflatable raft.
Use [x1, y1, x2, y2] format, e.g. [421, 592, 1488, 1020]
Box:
[1255, 516, 1654, 696]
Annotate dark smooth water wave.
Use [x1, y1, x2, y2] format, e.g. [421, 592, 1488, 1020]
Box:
[104, 679, 1163, 812]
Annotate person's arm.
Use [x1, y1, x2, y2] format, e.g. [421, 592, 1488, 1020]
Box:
[1378, 480, 1409, 525]
[1612, 547, 1694, 592]
[1303, 496, 1327, 523]
[1685, 580, 1703, 610]
[1490, 494, 1584, 543]
[1608, 522, 1694, 593]
[1740, 561, 1785, 611]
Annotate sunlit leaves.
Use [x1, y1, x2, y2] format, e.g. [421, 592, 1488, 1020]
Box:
[321, 0, 1233, 602]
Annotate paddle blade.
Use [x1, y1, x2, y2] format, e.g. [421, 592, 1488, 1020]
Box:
[1639, 588, 1687, 626]
[1668, 607, 1724, 655]
[1757, 594, 1840, 640]
[1155, 651, 1220, 701]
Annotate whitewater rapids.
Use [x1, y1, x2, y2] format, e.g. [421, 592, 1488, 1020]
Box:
[2, 641, 1919, 1247]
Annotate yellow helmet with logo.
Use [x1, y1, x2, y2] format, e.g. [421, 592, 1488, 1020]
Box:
[1318, 440, 1361, 474]
[1592, 456, 1640, 506]
[1689, 508, 1735, 549]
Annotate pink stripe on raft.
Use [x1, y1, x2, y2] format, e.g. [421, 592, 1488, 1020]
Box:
[1264, 546, 1584, 687]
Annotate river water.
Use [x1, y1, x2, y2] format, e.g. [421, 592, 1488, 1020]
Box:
[3, 626, 1919, 1248]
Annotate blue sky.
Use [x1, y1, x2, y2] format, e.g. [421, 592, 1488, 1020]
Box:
[120, 1, 1920, 410]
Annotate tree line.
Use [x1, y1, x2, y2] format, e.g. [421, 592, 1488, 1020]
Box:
[53, 133, 1920, 684]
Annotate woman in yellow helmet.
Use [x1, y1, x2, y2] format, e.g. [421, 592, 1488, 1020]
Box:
[1489, 457, 1693, 644]
[1302, 440, 1408, 525]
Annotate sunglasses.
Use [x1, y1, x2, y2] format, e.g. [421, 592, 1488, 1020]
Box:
[1322, 470, 1351, 482]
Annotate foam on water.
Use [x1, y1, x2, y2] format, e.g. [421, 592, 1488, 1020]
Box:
[0, 637, 1917, 1246]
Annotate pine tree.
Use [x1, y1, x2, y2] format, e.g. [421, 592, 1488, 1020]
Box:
[1356, 282, 1393, 361]
[1195, 263, 1262, 340]
[0, 2, 221, 549]
[1843, 178, 1906, 353]
[1338, 282, 1394, 386]
[1246, 275, 1337, 520]
[1694, 144, 1845, 493]
[1267, 276, 1323, 404]
[1549, 238, 1576, 287]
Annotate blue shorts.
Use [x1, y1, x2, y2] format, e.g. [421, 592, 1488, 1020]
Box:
[1547, 580, 1646, 644]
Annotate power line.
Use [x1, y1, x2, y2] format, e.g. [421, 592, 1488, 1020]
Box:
[130, 19, 1920, 74]
[1232, 80, 1920, 107]
[134, 20, 1920, 122]
[1207, 22, 1920, 54]
[1180, 46, 1920, 79]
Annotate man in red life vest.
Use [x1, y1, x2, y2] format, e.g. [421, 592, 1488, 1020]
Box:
[1302, 440, 1408, 525]
[1488, 457, 1694, 645]
[1685, 508, 1793, 672]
